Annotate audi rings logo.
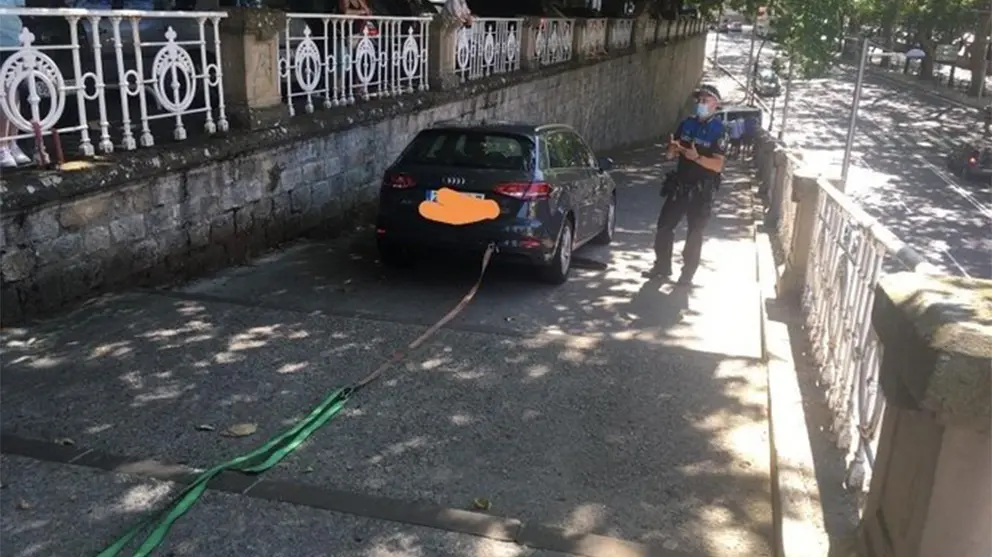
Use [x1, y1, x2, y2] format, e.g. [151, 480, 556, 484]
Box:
[441, 177, 466, 186]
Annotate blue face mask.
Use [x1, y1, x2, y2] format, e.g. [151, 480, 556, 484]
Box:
[695, 102, 713, 119]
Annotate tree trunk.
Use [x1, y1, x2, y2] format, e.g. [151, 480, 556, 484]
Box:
[918, 24, 935, 80]
[879, 25, 894, 68]
[968, 14, 991, 97]
[920, 53, 935, 79]
[878, 0, 903, 68]
[842, 16, 862, 60]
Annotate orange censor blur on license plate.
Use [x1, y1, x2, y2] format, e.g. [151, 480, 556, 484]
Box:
[419, 187, 500, 226]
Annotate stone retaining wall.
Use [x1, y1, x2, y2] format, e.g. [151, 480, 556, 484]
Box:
[0, 34, 706, 324]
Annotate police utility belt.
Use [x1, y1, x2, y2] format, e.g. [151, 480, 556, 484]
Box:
[661, 171, 719, 199]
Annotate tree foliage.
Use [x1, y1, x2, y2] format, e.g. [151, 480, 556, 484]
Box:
[723, 0, 992, 88]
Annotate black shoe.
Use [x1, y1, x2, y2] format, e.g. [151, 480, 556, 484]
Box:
[676, 273, 694, 285]
[643, 265, 671, 279]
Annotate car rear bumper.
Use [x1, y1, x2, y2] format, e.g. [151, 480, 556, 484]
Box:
[375, 214, 561, 265]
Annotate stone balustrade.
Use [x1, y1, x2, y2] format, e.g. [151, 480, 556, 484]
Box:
[754, 127, 991, 556]
[860, 273, 991, 557]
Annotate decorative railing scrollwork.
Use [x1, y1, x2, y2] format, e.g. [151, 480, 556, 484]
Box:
[531, 18, 574, 67]
[278, 14, 430, 116]
[0, 7, 227, 161]
[454, 18, 522, 82]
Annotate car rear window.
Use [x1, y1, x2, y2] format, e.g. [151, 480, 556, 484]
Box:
[398, 130, 534, 170]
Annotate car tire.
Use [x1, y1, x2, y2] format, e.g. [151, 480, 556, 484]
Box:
[539, 219, 574, 285]
[377, 239, 413, 268]
[590, 192, 616, 245]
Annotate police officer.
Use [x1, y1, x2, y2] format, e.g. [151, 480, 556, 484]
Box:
[644, 84, 726, 284]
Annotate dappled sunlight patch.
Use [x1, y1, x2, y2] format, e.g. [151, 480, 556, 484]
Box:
[130, 383, 192, 406]
[214, 351, 245, 364]
[367, 436, 436, 466]
[277, 362, 309, 374]
[138, 319, 215, 350]
[561, 502, 609, 537]
[521, 408, 542, 421]
[361, 531, 422, 557]
[85, 423, 115, 434]
[449, 413, 474, 426]
[524, 363, 551, 380]
[174, 301, 208, 316]
[119, 370, 144, 389]
[695, 504, 767, 556]
[218, 393, 259, 406]
[419, 357, 450, 370]
[79, 479, 179, 524]
[15, 354, 65, 369]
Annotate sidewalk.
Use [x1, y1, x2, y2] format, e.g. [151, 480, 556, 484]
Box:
[865, 64, 990, 110]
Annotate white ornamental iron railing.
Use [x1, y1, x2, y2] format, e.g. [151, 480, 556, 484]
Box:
[658, 19, 677, 41]
[581, 18, 608, 58]
[800, 175, 939, 495]
[279, 14, 429, 116]
[454, 18, 523, 82]
[532, 18, 574, 67]
[608, 18, 633, 51]
[643, 17, 658, 45]
[0, 7, 227, 159]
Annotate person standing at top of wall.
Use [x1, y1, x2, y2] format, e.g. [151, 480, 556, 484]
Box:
[340, 0, 374, 37]
[341, 0, 372, 16]
[443, 0, 474, 28]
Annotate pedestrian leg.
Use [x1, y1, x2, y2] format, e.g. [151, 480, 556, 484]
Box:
[679, 190, 713, 283]
[647, 193, 688, 278]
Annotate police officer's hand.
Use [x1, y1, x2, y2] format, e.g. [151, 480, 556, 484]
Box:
[666, 134, 681, 159]
[683, 142, 700, 161]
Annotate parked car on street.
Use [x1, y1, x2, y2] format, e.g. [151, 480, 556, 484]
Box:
[754, 68, 782, 97]
[714, 105, 764, 129]
[375, 121, 618, 284]
[947, 141, 992, 182]
[727, 21, 743, 33]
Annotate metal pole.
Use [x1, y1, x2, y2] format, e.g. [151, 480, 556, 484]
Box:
[769, 94, 777, 133]
[713, 5, 723, 61]
[745, 15, 758, 102]
[778, 54, 795, 140]
[979, 0, 992, 100]
[841, 37, 870, 191]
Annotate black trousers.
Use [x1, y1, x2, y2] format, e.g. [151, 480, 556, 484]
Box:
[654, 187, 713, 278]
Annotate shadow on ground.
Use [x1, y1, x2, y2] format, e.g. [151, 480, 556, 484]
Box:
[1, 68, 782, 557]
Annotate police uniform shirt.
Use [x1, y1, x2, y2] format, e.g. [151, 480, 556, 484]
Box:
[674, 115, 726, 185]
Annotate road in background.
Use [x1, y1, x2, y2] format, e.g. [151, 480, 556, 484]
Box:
[711, 30, 992, 279]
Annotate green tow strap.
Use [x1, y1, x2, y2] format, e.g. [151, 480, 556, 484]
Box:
[97, 387, 353, 557]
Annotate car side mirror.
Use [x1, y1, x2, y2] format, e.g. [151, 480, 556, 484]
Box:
[598, 157, 614, 172]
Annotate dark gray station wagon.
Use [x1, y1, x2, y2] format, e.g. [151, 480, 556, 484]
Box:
[375, 121, 618, 284]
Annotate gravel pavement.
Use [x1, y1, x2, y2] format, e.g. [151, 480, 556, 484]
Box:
[2, 65, 771, 557]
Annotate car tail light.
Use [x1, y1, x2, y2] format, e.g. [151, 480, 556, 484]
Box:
[493, 182, 552, 200]
[384, 172, 416, 189]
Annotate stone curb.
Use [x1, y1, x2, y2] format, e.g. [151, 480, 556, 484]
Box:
[749, 174, 833, 557]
